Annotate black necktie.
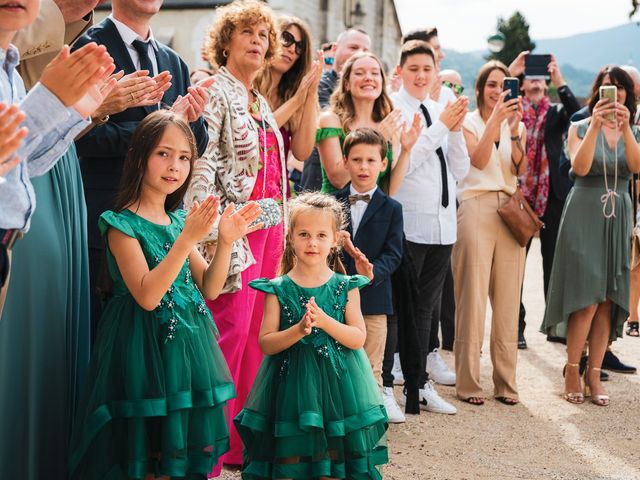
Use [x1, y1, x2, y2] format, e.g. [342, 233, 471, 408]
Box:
[348, 194, 371, 205]
[132, 39, 155, 75]
[420, 104, 449, 208]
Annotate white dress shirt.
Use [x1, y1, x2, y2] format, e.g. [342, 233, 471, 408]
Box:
[109, 15, 159, 75]
[350, 185, 378, 237]
[391, 87, 470, 245]
[436, 84, 457, 107]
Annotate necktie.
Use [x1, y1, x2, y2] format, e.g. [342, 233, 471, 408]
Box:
[132, 39, 155, 75]
[420, 104, 449, 208]
[348, 193, 371, 205]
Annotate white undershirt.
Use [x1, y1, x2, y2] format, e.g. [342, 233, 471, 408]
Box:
[349, 185, 377, 237]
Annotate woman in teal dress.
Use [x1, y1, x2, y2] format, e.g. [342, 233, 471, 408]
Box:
[0, 145, 90, 480]
[68, 111, 262, 479]
[234, 192, 388, 479]
[317, 51, 407, 194]
[542, 67, 640, 406]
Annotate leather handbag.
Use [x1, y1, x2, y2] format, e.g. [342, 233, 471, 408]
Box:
[497, 186, 544, 247]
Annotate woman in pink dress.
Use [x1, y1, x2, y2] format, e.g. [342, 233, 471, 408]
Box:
[184, 0, 287, 472]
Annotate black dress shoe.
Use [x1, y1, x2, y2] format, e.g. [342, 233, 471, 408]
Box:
[547, 335, 567, 345]
[602, 350, 637, 374]
[517, 333, 527, 350]
[580, 356, 609, 381]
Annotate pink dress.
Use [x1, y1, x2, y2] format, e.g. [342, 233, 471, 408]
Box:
[208, 119, 285, 473]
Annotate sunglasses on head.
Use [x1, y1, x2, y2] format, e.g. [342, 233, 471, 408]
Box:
[442, 80, 464, 95]
[281, 30, 304, 56]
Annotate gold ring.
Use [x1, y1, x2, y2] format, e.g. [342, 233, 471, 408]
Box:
[130, 92, 135, 102]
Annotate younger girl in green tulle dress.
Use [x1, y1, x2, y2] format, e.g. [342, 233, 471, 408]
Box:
[235, 192, 388, 480]
[68, 110, 263, 480]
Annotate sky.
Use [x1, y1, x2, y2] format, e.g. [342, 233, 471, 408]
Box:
[394, 0, 638, 52]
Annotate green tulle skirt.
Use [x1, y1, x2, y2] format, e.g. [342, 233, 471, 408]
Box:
[69, 294, 235, 479]
[234, 344, 388, 479]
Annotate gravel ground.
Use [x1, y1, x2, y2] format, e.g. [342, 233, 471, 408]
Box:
[219, 239, 640, 479]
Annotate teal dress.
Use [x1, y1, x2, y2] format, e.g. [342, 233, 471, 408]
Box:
[234, 273, 388, 480]
[69, 209, 234, 479]
[0, 146, 90, 480]
[316, 127, 393, 194]
[542, 120, 640, 340]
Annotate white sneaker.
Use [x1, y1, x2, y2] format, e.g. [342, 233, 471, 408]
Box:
[391, 352, 404, 385]
[426, 348, 456, 386]
[382, 387, 406, 423]
[420, 380, 457, 414]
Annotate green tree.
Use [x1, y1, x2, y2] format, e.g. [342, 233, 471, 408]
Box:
[487, 11, 535, 66]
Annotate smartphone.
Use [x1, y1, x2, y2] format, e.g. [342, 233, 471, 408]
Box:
[525, 54, 552, 79]
[324, 56, 334, 66]
[599, 85, 617, 122]
[503, 77, 520, 102]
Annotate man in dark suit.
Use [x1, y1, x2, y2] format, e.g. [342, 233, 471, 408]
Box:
[73, 0, 210, 339]
[509, 52, 580, 348]
[332, 128, 405, 422]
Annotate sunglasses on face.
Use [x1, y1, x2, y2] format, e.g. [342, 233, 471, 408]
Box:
[442, 80, 464, 95]
[281, 30, 304, 56]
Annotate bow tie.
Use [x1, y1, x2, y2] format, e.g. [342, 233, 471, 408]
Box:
[348, 193, 371, 205]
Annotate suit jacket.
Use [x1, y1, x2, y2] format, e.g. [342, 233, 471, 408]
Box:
[72, 17, 208, 249]
[334, 186, 404, 315]
[13, 0, 93, 90]
[543, 85, 581, 201]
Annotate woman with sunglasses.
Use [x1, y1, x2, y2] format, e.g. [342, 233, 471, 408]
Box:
[255, 16, 322, 191]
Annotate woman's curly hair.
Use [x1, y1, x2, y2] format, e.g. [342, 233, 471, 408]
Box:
[204, 0, 279, 68]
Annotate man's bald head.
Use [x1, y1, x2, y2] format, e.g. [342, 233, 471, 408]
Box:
[333, 28, 370, 74]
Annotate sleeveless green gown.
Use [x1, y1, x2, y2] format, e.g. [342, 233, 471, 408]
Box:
[234, 273, 388, 479]
[69, 209, 234, 479]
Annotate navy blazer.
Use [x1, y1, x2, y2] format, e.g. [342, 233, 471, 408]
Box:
[334, 186, 404, 315]
[73, 17, 208, 249]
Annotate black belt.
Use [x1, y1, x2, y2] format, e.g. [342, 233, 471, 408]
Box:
[0, 228, 22, 250]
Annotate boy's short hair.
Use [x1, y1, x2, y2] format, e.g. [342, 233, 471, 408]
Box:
[402, 27, 438, 45]
[399, 40, 435, 67]
[343, 127, 387, 161]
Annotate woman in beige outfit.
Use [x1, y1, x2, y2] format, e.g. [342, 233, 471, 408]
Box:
[454, 61, 527, 406]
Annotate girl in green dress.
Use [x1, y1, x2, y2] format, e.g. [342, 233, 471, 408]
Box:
[542, 67, 640, 407]
[68, 110, 263, 480]
[235, 192, 388, 479]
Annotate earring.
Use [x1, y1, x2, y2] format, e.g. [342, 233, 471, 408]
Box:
[222, 49, 228, 58]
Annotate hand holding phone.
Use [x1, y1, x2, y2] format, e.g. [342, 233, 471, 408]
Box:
[599, 86, 617, 122]
[503, 77, 520, 102]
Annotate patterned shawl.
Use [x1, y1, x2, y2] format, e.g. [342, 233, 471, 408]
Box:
[520, 96, 551, 216]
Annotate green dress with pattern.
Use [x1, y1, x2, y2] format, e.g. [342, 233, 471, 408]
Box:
[316, 127, 393, 194]
[234, 273, 388, 480]
[69, 209, 234, 479]
[542, 120, 640, 340]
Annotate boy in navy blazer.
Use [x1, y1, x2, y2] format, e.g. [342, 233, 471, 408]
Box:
[334, 128, 404, 393]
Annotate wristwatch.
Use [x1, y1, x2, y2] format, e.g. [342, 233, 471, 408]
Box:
[93, 114, 110, 126]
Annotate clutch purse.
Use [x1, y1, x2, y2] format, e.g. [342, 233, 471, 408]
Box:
[234, 197, 282, 230]
[497, 187, 544, 247]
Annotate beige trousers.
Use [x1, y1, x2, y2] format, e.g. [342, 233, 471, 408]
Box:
[363, 314, 387, 389]
[452, 192, 525, 399]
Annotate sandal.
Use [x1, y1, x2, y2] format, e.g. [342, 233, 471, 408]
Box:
[584, 366, 610, 407]
[461, 396, 484, 405]
[495, 396, 519, 406]
[562, 363, 585, 405]
[626, 321, 640, 337]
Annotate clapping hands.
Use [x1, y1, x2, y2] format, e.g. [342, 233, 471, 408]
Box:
[339, 231, 374, 281]
[171, 77, 215, 123]
[0, 103, 27, 176]
[218, 201, 263, 245]
[400, 112, 422, 153]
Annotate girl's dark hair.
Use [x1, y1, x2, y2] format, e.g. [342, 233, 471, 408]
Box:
[280, 192, 347, 275]
[114, 110, 198, 212]
[587, 65, 637, 125]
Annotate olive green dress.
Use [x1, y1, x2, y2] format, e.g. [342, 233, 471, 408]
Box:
[542, 120, 640, 340]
